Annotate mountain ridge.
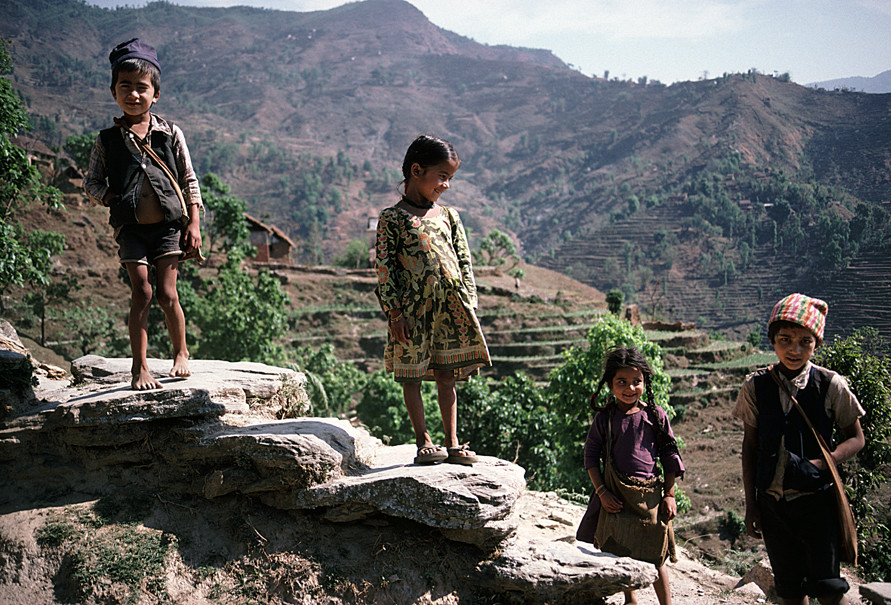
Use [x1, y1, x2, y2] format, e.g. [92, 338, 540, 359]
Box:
[4, 0, 890, 339]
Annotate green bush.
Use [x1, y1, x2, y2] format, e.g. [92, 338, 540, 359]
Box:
[814, 328, 891, 580]
[605, 289, 624, 315]
[545, 314, 682, 500]
[458, 373, 560, 490]
[291, 343, 367, 416]
[355, 371, 441, 446]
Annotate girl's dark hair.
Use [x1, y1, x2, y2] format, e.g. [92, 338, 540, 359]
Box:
[590, 346, 679, 456]
[401, 134, 459, 183]
[111, 58, 161, 92]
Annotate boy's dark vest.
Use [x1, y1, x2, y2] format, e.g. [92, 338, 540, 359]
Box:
[753, 365, 834, 493]
[99, 125, 184, 228]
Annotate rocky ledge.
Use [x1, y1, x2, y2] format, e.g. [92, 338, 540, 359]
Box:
[0, 344, 657, 602]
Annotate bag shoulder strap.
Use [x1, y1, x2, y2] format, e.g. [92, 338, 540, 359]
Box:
[768, 365, 859, 565]
[116, 120, 188, 218]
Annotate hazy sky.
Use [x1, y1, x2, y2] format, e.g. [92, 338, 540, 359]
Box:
[84, 0, 891, 85]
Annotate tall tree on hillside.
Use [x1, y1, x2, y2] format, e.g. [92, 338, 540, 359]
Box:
[0, 39, 64, 311]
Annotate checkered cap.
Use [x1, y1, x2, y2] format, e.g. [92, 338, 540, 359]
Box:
[769, 293, 828, 342]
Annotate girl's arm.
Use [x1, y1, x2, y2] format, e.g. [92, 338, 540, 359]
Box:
[450, 209, 478, 308]
[376, 210, 410, 343]
[587, 467, 623, 513]
[660, 472, 678, 520]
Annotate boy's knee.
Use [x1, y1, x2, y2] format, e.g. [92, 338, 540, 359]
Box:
[156, 288, 179, 310]
[131, 283, 153, 306]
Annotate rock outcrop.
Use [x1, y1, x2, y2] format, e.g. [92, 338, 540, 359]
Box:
[0, 348, 658, 603]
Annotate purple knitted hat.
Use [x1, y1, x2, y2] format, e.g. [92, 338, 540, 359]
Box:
[109, 38, 160, 72]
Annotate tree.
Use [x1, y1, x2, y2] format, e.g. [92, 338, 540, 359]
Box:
[23, 274, 80, 345]
[179, 174, 290, 365]
[333, 239, 370, 269]
[458, 373, 561, 491]
[477, 229, 519, 267]
[606, 289, 624, 315]
[188, 252, 289, 364]
[0, 39, 64, 311]
[64, 132, 97, 172]
[545, 314, 678, 496]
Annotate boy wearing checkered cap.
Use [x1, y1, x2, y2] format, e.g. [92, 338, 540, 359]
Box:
[733, 294, 864, 605]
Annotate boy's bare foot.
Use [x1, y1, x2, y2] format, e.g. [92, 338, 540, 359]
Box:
[170, 353, 191, 378]
[132, 369, 163, 390]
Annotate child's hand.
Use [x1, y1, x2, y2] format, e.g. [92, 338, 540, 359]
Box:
[390, 316, 410, 343]
[660, 495, 677, 520]
[183, 222, 202, 254]
[745, 505, 762, 539]
[598, 490, 623, 513]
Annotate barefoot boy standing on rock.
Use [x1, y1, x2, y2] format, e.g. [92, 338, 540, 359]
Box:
[84, 39, 203, 390]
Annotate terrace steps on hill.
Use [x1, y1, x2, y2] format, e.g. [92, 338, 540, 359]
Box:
[538, 206, 891, 343]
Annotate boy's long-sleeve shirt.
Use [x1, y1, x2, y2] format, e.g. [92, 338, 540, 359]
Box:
[733, 361, 864, 500]
[84, 113, 202, 211]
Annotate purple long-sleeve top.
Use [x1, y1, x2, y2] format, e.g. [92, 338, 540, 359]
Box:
[584, 403, 685, 480]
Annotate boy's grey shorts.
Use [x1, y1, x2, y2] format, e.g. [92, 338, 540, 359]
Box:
[116, 222, 183, 266]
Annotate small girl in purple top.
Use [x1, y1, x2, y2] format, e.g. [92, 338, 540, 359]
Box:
[579, 347, 684, 605]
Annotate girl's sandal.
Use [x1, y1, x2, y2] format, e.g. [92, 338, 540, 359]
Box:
[414, 444, 448, 465]
[445, 444, 478, 465]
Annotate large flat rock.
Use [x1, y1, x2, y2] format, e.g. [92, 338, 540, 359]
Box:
[264, 443, 526, 547]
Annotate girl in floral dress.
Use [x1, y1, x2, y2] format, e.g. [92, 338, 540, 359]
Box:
[375, 135, 491, 465]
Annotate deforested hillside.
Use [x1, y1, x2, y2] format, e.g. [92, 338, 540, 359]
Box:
[2, 0, 889, 339]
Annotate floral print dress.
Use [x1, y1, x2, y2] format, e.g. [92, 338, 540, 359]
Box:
[375, 203, 490, 382]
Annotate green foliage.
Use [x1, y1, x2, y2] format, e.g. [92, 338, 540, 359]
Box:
[61, 302, 128, 357]
[64, 131, 97, 172]
[477, 229, 519, 267]
[176, 174, 291, 365]
[605, 289, 624, 314]
[545, 314, 676, 496]
[458, 374, 561, 490]
[188, 257, 289, 364]
[507, 267, 525, 281]
[814, 328, 891, 580]
[356, 371, 441, 446]
[332, 239, 370, 269]
[746, 328, 762, 350]
[0, 39, 65, 308]
[719, 509, 746, 545]
[23, 274, 80, 345]
[291, 344, 367, 416]
[199, 173, 254, 260]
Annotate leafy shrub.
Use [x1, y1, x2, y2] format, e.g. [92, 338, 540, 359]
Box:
[545, 314, 682, 501]
[719, 510, 746, 545]
[458, 373, 560, 490]
[291, 344, 367, 416]
[814, 328, 891, 580]
[332, 239, 370, 269]
[355, 371, 441, 446]
[605, 289, 624, 315]
[188, 258, 289, 364]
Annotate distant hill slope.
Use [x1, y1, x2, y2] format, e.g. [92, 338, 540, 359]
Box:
[3, 0, 890, 340]
[808, 69, 891, 93]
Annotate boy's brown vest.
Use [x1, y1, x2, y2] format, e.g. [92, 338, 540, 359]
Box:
[100, 125, 184, 228]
